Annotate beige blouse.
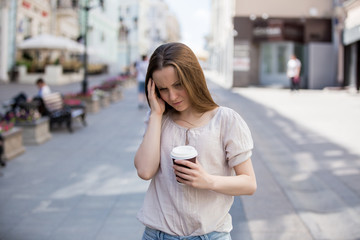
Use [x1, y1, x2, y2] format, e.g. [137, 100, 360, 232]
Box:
[137, 106, 253, 236]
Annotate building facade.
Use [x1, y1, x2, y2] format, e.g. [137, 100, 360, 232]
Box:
[0, 0, 17, 82]
[0, 0, 180, 81]
[209, 0, 337, 89]
[118, 0, 139, 74]
[118, 0, 180, 74]
[343, 0, 360, 91]
[52, 0, 79, 39]
[78, 0, 120, 75]
[16, 0, 52, 43]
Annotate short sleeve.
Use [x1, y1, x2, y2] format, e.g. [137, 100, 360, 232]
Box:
[222, 108, 253, 168]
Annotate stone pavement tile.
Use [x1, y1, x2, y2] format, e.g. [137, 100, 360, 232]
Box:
[49, 209, 109, 240]
[75, 195, 118, 211]
[0, 196, 82, 239]
[95, 193, 146, 240]
[239, 151, 312, 240]
[2, 212, 68, 240]
[251, 231, 312, 240]
[317, 171, 360, 210]
[299, 211, 360, 240]
[229, 197, 252, 240]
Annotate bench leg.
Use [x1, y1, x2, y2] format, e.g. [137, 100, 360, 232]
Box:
[0, 138, 5, 167]
[81, 113, 87, 126]
[66, 119, 73, 133]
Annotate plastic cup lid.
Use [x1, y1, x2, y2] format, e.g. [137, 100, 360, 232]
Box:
[170, 145, 198, 160]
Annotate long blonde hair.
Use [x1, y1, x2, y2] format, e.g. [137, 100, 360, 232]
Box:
[145, 42, 218, 113]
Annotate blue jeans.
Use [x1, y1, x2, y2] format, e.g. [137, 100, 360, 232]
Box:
[142, 227, 232, 240]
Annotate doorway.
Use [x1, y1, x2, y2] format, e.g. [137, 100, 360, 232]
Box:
[259, 42, 293, 87]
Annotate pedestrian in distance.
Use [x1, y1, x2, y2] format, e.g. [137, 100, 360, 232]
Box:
[136, 55, 149, 109]
[287, 54, 301, 91]
[134, 42, 257, 240]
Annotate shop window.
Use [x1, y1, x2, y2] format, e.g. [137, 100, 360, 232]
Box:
[262, 44, 272, 74]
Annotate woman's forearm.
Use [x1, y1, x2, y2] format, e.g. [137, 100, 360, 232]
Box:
[134, 113, 163, 180]
[207, 159, 257, 196]
[208, 174, 257, 196]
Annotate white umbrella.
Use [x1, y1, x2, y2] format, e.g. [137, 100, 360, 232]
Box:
[18, 34, 84, 53]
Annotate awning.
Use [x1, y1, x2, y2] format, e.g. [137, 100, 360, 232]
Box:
[18, 34, 85, 53]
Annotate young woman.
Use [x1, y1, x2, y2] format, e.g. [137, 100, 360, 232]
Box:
[134, 42, 256, 240]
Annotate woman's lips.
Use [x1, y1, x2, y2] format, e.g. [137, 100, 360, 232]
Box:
[172, 101, 182, 106]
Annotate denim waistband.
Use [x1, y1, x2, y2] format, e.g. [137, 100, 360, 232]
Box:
[142, 227, 231, 240]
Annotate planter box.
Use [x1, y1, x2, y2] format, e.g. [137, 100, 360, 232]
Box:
[18, 65, 84, 85]
[108, 87, 123, 102]
[15, 117, 52, 145]
[99, 93, 110, 108]
[81, 97, 100, 113]
[65, 96, 100, 114]
[1, 127, 26, 161]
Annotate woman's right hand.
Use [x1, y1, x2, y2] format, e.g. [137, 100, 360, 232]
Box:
[148, 78, 165, 115]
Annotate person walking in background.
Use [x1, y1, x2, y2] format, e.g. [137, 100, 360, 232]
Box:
[136, 55, 149, 109]
[134, 42, 257, 240]
[287, 54, 301, 91]
[35, 78, 51, 98]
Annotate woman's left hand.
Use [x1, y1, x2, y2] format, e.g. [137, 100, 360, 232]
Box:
[173, 160, 213, 189]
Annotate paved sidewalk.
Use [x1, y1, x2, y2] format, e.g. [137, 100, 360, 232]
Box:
[0, 76, 359, 240]
[0, 81, 149, 240]
[209, 81, 360, 240]
[232, 87, 360, 156]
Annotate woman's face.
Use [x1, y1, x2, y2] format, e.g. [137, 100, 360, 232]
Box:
[152, 66, 191, 112]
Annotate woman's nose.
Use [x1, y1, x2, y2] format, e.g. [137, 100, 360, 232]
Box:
[169, 89, 177, 101]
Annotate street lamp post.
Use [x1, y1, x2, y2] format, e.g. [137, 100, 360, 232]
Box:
[82, 2, 89, 94]
[79, 0, 103, 94]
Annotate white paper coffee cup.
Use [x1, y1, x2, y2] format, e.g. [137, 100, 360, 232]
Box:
[171, 146, 198, 183]
[170, 145, 198, 162]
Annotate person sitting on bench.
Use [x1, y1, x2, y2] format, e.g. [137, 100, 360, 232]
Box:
[35, 78, 51, 98]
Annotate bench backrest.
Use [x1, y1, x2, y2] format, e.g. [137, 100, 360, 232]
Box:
[42, 92, 64, 112]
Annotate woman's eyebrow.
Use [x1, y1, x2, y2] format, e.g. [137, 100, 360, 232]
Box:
[156, 84, 165, 89]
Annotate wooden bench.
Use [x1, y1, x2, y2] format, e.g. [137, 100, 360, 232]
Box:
[39, 92, 86, 132]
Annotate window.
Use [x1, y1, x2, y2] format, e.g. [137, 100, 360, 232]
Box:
[23, 16, 32, 37]
[262, 44, 272, 74]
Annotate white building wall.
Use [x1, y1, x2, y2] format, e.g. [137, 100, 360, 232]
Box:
[308, 42, 337, 89]
[84, 0, 120, 74]
[1, 0, 18, 82]
[53, 0, 80, 39]
[16, 0, 51, 43]
[0, 0, 9, 82]
[118, 0, 140, 73]
[209, 0, 235, 88]
[344, 0, 360, 29]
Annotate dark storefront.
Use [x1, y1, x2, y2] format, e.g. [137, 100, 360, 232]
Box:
[233, 17, 334, 88]
[343, 24, 360, 91]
